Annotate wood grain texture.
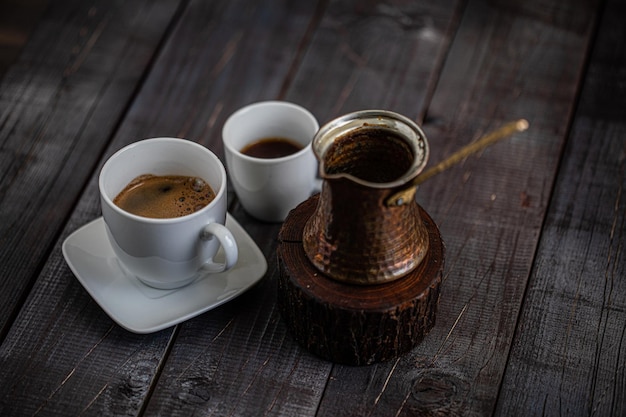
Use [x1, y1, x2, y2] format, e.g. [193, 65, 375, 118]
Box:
[0, 1, 184, 416]
[0, 0, 48, 78]
[0, 0, 330, 413]
[143, 0, 462, 415]
[496, 0, 626, 414]
[313, 0, 603, 416]
[0, 0, 182, 337]
[0, 0, 616, 415]
[277, 195, 443, 365]
[95, 1, 332, 416]
[290, 0, 463, 123]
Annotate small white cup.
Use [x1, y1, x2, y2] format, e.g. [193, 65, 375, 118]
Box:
[99, 138, 238, 289]
[222, 101, 320, 222]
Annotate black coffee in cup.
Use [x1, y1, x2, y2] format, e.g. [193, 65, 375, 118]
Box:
[113, 174, 215, 219]
[240, 137, 303, 158]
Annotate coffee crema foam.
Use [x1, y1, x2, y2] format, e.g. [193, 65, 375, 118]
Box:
[113, 174, 216, 219]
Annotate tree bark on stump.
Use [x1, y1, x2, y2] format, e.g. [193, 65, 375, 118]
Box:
[277, 195, 444, 365]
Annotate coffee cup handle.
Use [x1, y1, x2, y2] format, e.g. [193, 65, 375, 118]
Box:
[200, 223, 238, 273]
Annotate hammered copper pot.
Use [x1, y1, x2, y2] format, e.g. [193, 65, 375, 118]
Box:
[302, 110, 430, 285]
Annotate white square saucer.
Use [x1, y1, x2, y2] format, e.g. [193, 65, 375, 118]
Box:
[62, 214, 267, 333]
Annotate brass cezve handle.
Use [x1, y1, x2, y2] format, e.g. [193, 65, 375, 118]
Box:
[386, 119, 530, 207]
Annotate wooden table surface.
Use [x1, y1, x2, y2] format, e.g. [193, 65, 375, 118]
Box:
[1, 0, 624, 415]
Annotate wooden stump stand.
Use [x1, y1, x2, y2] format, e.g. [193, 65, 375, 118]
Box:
[277, 195, 444, 365]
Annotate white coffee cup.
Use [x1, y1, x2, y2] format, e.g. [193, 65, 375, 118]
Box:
[99, 138, 238, 289]
[222, 101, 320, 222]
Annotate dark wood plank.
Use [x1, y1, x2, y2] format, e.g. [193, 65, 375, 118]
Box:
[0, 0, 48, 78]
[1, 0, 330, 415]
[311, 0, 603, 415]
[0, 0, 187, 415]
[496, 0, 626, 414]
[135, 1, 337, 414]
[141, 0, 463, 415]
[291, 0, 462, 123]
[0, 0, 183, 337]
[0, 0, 611, 416]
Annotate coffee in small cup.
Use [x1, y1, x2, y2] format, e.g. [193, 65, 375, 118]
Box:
[100, 138, 239, 289]
[240, 137, 303, 159]
[113, 174, 215, 219]
[222, 101, 320, 222]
